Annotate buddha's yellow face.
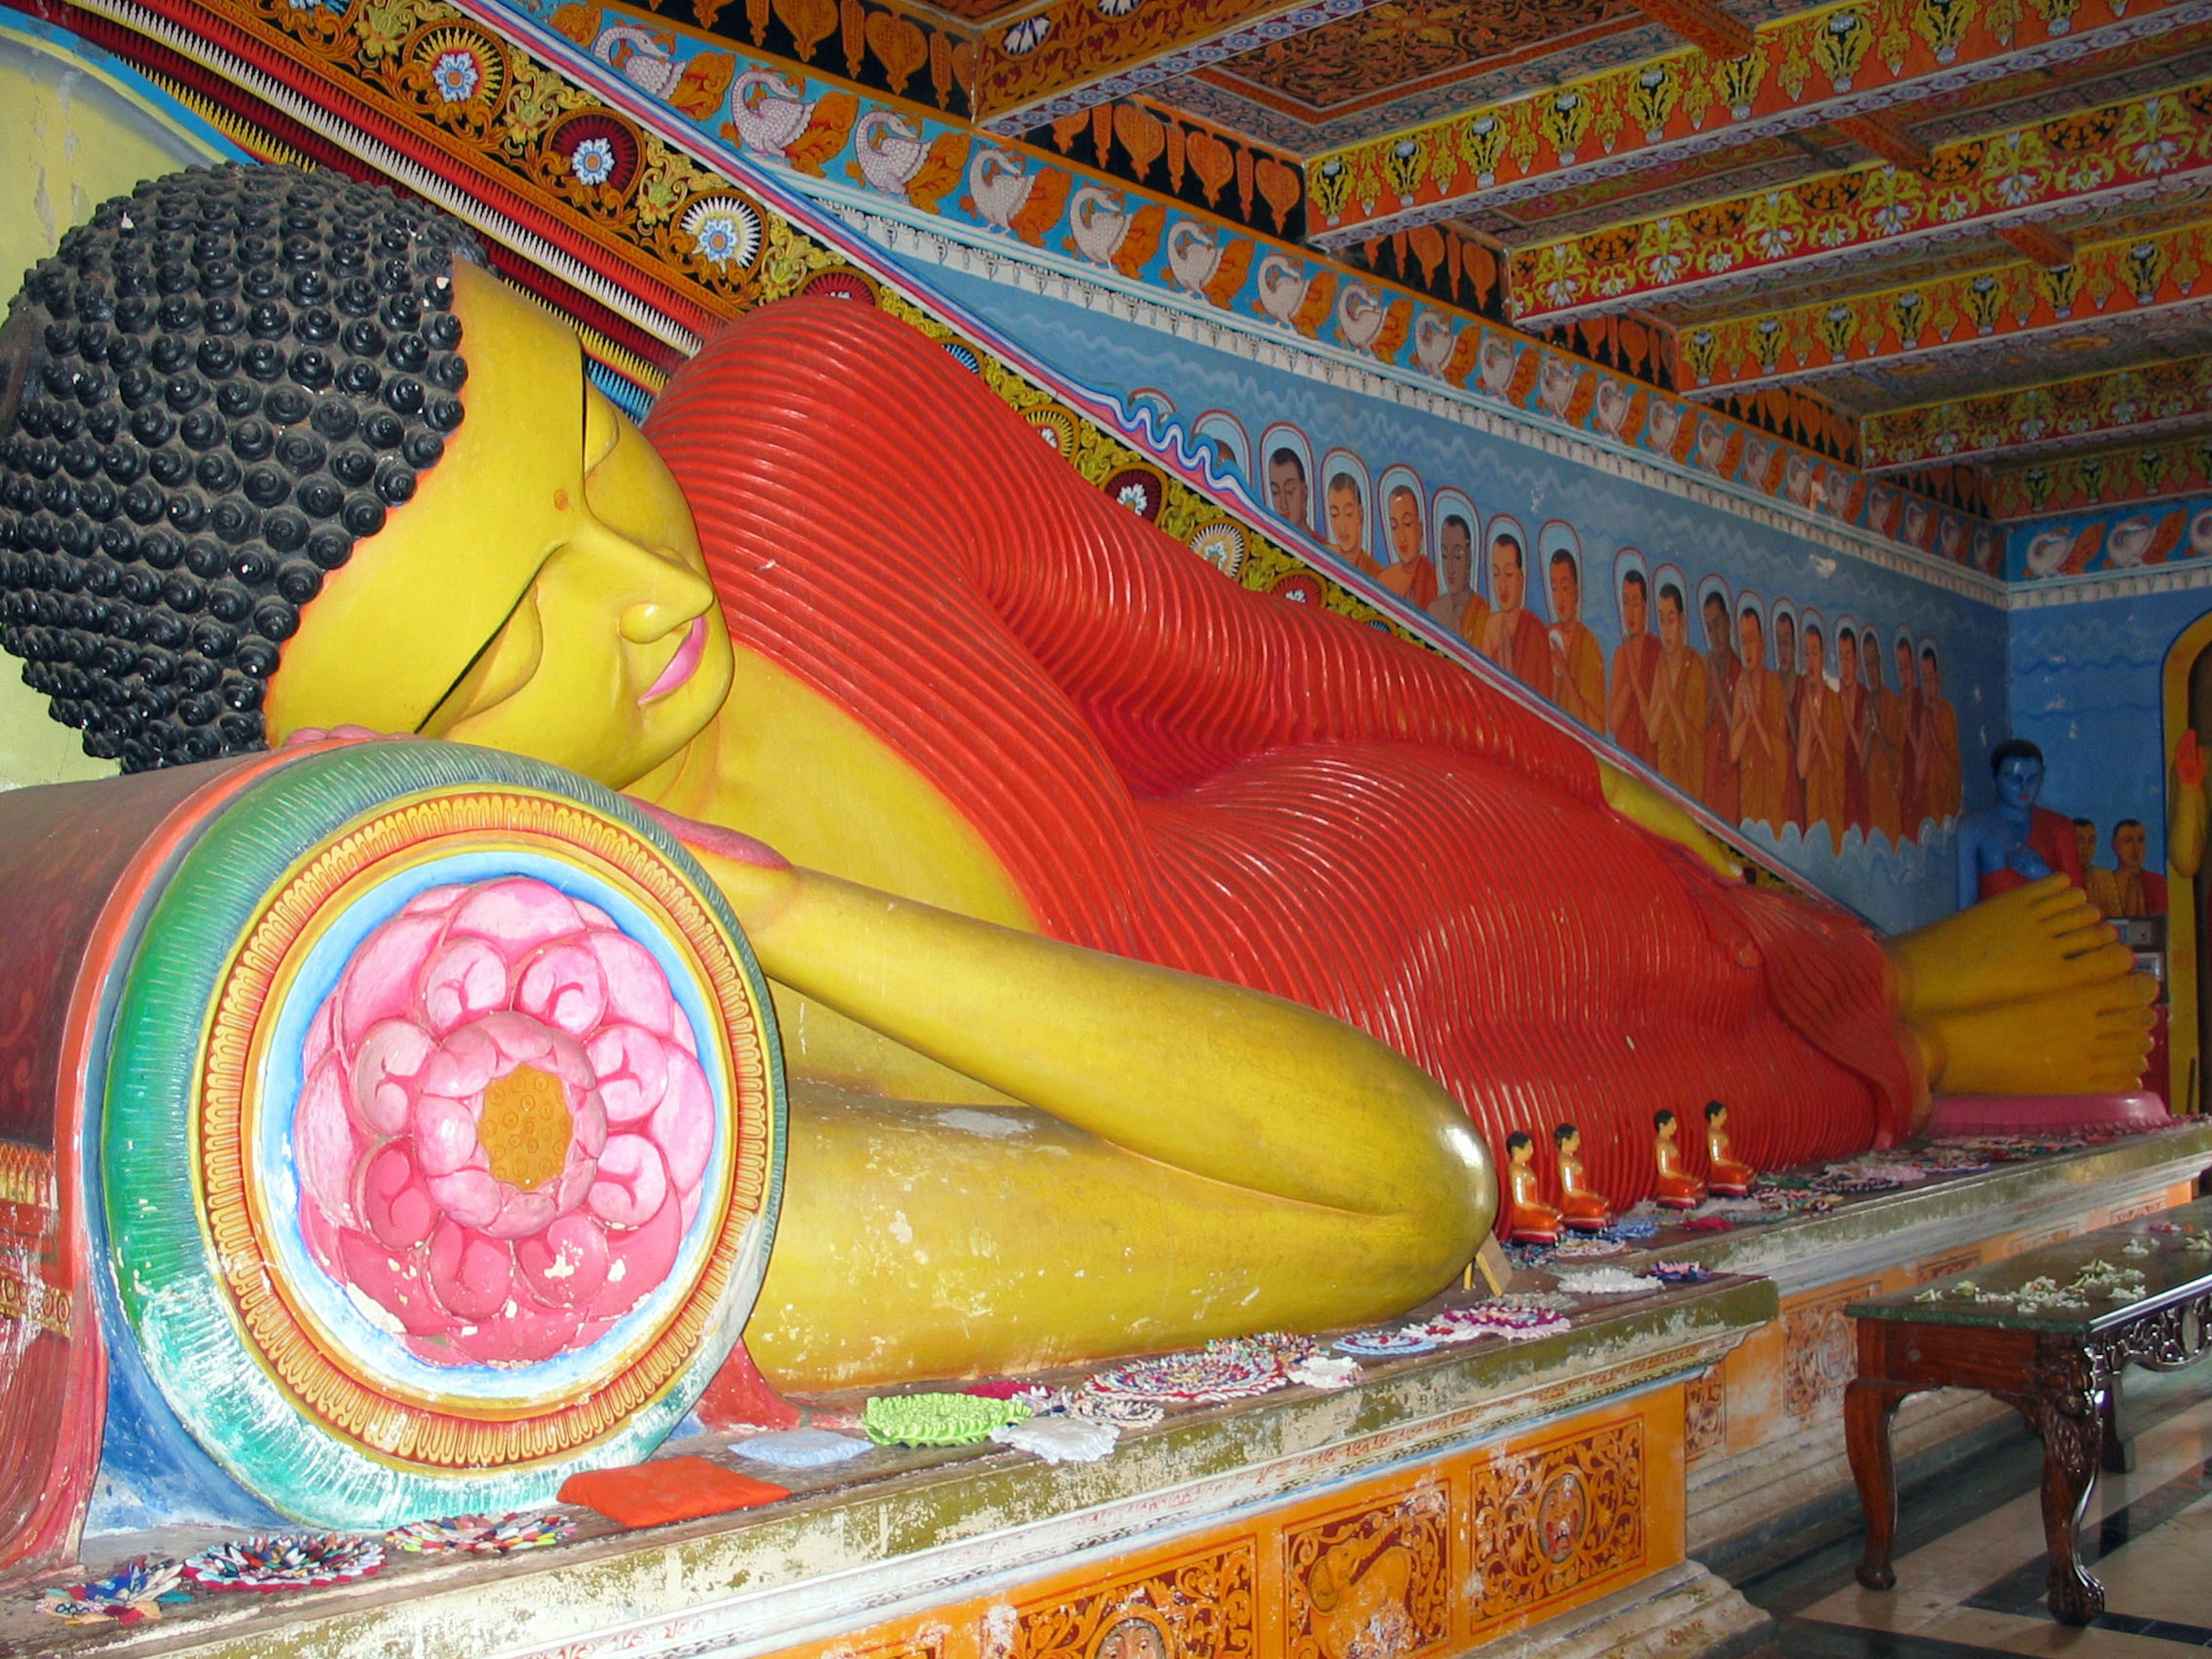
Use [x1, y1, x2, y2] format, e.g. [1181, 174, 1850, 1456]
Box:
[265, 262, 733, 788]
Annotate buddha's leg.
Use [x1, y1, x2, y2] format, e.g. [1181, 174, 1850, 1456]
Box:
[745, 1084, 1474, 1389]
[1885, 876, 2154, 1093]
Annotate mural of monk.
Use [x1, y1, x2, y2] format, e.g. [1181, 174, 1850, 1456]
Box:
[1775, 609, 1804, 834]
[1478, 531, 1548, 685]
[0, 166, 2154, 1396]
[1702, 589, 1742, 825]
[2088, 819, 2168, 918]
[1796, 624, 1846, 854]
[1839, 628, 1869, 836]
[1608, 569, 1660, 766]
[1918, 645, 1962, 823]
[1268, 447, 1310, 527]
[1862, 630, 1903, 846]
[1381, 483, 1440, 610]
[1730, 606, 1790, 833]
[1896, 634, 1927, 839]
[1425, 512, 1487, 646]
[1546, 548, 1605, 732]
[1648, 581, 1707, 798]
[1325, 472, 1379, 581]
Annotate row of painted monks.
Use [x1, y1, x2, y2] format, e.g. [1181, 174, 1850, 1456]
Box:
[1297, 465, 1963, 853]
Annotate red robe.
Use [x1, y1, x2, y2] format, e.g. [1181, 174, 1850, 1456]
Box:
[1979, 806, 2088, 900]
[647, 299, 1917, 1206]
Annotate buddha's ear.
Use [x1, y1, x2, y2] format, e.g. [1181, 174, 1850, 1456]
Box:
[0, 306, 35, 438]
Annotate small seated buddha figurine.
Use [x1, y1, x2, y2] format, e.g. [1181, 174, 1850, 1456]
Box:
[1653, 1110, 1707, 1210]
[1503, 1131, 1562, 1244]
[1552, 1123, 1613, 1233]
[1703, 1099, 1756, 1197]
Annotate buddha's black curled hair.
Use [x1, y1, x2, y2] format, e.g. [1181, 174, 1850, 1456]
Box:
[0, 162, 482, 771]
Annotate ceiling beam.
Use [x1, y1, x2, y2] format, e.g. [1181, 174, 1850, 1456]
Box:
[1675, 214, 2212, 397]
[1988, 430, 2212, 518]
[1626, 0, 1755, 60]
[1507, 79, 2212, 328]
[1828, 110, 1930, 174]
[1998, 224, 2077, 270]
[1305, 0, 2200, 248]
[970, 0, 1360, 131]
[1863, 354, 2212, 471]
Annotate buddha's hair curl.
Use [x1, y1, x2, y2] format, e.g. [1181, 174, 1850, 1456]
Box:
[0, 162, 482, 771]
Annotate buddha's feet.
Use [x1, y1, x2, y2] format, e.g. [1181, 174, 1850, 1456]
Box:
[1888, 876, 2136, 1020]
[1888, 878, 2153, 1095]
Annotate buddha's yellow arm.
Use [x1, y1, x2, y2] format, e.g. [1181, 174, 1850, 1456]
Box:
[677, 841, 1497, 1388]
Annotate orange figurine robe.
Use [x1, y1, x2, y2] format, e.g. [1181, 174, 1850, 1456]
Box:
[1554, 1128, 1613, 1233]
[1653, 1113, 1707, 1210]
[1503, 1135, 1562, 1244]
[1610, 631, 1661, 767]
[1703, 1103, 1756, 1197]
[1551, 620, 1607, 732]
[649, 300, 1921, 1210]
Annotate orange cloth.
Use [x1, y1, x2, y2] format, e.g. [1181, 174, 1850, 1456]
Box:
[1922, 696, 1961, 822]
[1378, 551, 1440, 610]
[649, 298, 1919, 1208]
[1733, 666, 1791, 832]
[1551, 621, 1607, 732]
[1556, 1151, 1612, 1232]
[1505, 1160, 1562, 1243]
[558, 1457, 789, 1528]
[1898, 691, 1926, 838]
[2088, 866, 2168, 918]
[1703, 646, 1741, 824]
[1479, 605, 1550, 686]
[1609, 632, 1660, 766]
[1866, 689, 1904, 845]
[1778, 669, 1804, 832]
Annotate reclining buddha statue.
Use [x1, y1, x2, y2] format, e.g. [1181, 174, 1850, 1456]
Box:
[0, 165, 2153, 1403]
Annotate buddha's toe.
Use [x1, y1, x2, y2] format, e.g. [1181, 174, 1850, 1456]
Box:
[1888, 875, 2131, 1020]
[1921, 972, 2157, 1097]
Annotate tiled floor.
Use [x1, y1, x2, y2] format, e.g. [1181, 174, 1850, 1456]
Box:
[1725, 1365, 2212, 1656]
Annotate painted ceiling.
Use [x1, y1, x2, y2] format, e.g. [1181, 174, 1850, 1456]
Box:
[932, 0, 2212, 513]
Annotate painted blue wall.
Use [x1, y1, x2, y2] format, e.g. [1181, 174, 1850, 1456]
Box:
[2009, 589, 2212, 873]
[903, 259, 2010, 931]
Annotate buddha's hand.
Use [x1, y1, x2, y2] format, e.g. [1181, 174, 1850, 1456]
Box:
[631, 802, 799, 934]
[2005, 844, 2054, 881]
[2179, 729, 2205, 789]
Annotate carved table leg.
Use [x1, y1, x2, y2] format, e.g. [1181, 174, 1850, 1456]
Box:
[2101, 1374, 2133, 1473]
[1846, 1379, 1915, 1592]
[2032, 1370, 2108, 1626]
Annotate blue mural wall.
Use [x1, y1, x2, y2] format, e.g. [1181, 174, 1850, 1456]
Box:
[2009, 589, 2212, 874]
[900, 258, 2009, 933]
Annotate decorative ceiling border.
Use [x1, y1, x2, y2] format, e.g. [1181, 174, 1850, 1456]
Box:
[469, 0, 2003, 579]
[1990, 427, 2212, 516]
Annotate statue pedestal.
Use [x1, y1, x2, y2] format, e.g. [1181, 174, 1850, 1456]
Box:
[1925, 1092, 2173, 1137]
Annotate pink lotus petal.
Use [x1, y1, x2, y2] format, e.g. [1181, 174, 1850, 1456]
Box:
[427, 1168, 502, 1229]
[588, 1191, 681, 1320]
[361, 1142, 439, 1249]
[679, 1186, 702, 1238]
[427, 1220, 515, 1322]
[412, 1094, 484, 1179]
[419, 1024, 500, 1099]
[516, 940, 608, 1039]
[588, 931, 679, 1040]
[569, 1088, 608, 1160]
[542, 1028, 597, 1089]
[587, 1024, 669, 1127]
[351, 1019, 434, 1138]
[653, 1049, 714, 1193]
[419, 935, 510, 1035]
[483, 1189, 558, 1241]
[339, 1230, 458, 1338]
[304, 999, 335, 1075]
[448, 878, 587, 955]
[514, 1213, 611, 1308]
[586, 1134, 669, 1229]
[476, 1011, 555, 1068]
[403, 885, 467, 917]
[335, 912, 447, 1051]
[294, 1055, 359, 1226]
[573, 899, 615, 929]
[554, 1154, 598, 1216]
[300, 1187, 346, 1279]
[448, 1297, 584, 1366]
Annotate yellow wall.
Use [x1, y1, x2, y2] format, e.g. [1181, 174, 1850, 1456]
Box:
[0, 20, 230, 790]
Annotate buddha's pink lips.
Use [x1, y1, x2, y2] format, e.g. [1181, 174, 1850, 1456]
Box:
[641, 616, 706, 703]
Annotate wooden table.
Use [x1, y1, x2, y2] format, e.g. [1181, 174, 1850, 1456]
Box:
[1844, 1195, 2212, 1626]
